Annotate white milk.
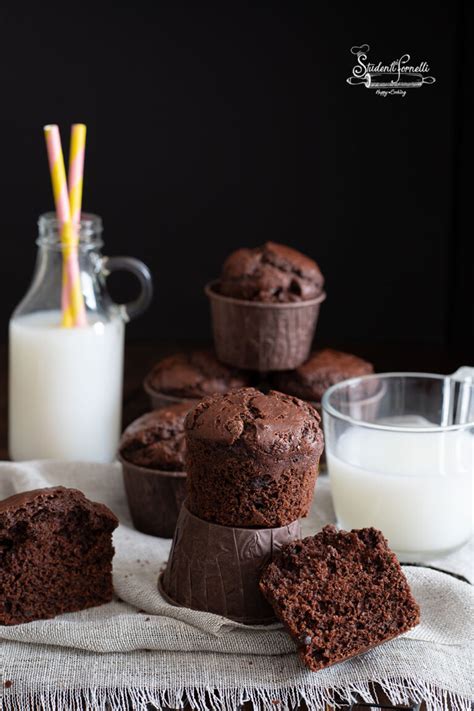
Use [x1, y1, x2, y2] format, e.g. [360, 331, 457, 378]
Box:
[9, 310, 124, 462]
[327, 424, 474, 559]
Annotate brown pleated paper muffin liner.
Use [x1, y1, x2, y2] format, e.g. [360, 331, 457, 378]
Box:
[205, 281, 326, 372]
[160, 501, 301, 624]
[120, 454, 187, 539]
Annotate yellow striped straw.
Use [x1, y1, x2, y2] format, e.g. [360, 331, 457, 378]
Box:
[65, 123, 88, 327]
[44, 124, 87, 327]
[68, 124, 87, 223]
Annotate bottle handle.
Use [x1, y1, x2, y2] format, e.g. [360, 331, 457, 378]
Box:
[101, 256, 153, 322]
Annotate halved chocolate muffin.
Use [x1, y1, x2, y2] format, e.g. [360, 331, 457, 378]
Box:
[0, 487, 118, 625]
[260, 525, 420, 671]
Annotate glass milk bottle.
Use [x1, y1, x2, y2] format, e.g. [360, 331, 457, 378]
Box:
[9, 213, 152, 462]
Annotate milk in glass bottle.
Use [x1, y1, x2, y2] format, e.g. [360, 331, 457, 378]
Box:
[9, 213, 152, 462]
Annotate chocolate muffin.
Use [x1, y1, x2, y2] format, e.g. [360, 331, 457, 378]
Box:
[144, 350, 251, 409]
[0, 487, 118, 625]
[218, 242, 324, 303]
[260, 525, 420, 672]
[273, 349, 374, 403]
[119, 403, 192, 537]
[206, 243, 326, 371]
[185, 387, 324, 527]
[120, 403, 190, 471]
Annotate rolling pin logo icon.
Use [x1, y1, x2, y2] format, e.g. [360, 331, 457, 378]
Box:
[347, 44, 436, 90]
[347, 73, 436, 88]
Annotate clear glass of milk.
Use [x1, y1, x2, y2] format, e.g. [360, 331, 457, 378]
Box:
[323, 373, 474, 562]
[9, 213, 152, 463]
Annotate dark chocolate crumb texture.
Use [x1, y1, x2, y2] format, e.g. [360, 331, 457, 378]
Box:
[185, 387, 324, 527]
[147, 350, 251, 399]
[120, 402, 192, 471]
[0, 487, 118, 625]
[260, 525, 420, 671]
[218, 242, 324, 303]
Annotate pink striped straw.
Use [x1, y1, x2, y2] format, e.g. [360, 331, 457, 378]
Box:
[44, 124, 71, 223]
[44, 124, 87, 326]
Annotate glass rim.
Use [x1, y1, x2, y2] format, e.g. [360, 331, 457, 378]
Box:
[37, 212, 103, 249]
[321, 371, 474, 433]
[38, 211, 103, 229]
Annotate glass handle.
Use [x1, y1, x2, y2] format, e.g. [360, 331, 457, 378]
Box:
[101, 256, 153, 322]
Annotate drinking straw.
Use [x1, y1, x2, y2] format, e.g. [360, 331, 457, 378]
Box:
[66, 123, 88, 326]
[68, 124, 86, 225]
[43, 124, 87, 327]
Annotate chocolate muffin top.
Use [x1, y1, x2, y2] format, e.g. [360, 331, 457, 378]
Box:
[0, 486, 118, 528]
[147, 350, 250, 399]
[273, 348, 374, 402]
[120, 403, 192, 471]
[217, 242, 324, 303]
[185, 387, 323, 457]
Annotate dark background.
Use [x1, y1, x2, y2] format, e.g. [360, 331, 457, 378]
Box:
[0, 2, 472, 361]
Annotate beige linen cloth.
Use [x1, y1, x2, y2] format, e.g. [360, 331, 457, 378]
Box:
[0, 460, 472, 711]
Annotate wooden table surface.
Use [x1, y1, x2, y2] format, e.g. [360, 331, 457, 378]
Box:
[0, 340, 468, 461]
